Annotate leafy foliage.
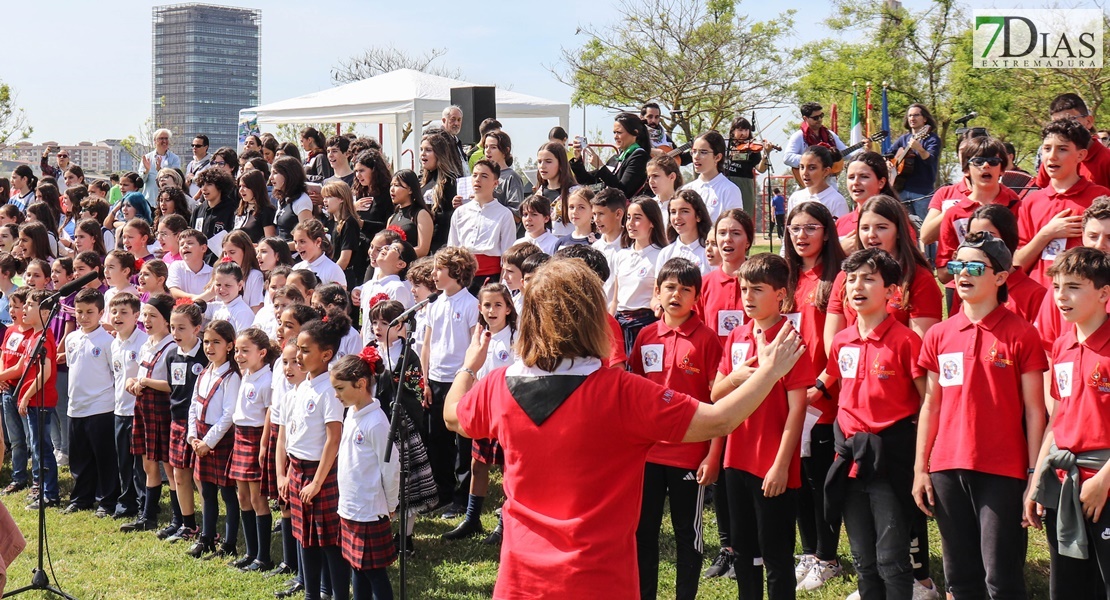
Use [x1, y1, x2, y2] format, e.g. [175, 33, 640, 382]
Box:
[0, 81, 32, 147]
[332, 46, 463, 85]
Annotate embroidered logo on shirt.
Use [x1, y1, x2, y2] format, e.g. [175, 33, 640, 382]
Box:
[661, 389, 674, 403]
[452, 311, 461, 321]
[191, 363, 203, 375]
[678, 352, 701, 375]
[1088, 363, 1110, 393]
[354, 429, 365, 445]
[245, 387, 256, 401]
[306, 399, 317, 414]
[870, 356, 895, 380]
[984, 341, 1013, 368]
[496, 349, 510, 362]
[636, 266, 649, 278]
[128, 351, 137, 361]
[92, 347, 102, 357]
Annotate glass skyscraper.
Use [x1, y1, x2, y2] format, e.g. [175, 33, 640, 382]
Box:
[152, 4, 261, 157]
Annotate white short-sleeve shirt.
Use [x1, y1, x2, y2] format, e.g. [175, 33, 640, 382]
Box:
[111, 328, 148, 416]
[285, 371, 344, 461]
[65, 326, 116, 418]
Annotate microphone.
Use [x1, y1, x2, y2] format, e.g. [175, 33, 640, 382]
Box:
[953, 112, 977, 126]
[41, 270, 101, 307]
[389, 296, 435, 328]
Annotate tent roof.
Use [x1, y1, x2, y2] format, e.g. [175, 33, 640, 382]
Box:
[242, 68, 570, 124]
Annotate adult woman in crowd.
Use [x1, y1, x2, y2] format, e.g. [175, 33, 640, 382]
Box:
[235, 169, 277, 241]
[569, 112, 651, 198]
[386, 169, 433, 258]
[301, 126, 333, 182]
[351, 148, 395, 242]
[444, 258, 804, 597]
[9, 165, 37, 210]
[420, 131, 465, 253]
[271, 155, 313, 242]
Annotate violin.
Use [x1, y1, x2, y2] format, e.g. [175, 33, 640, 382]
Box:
[731, 139, 781, 154]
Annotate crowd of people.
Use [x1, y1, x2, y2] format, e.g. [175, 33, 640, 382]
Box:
[0, 90, 1107, 600]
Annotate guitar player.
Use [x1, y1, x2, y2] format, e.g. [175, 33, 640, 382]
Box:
[784, 102, 855, 188]
[888, 103, 941, 221]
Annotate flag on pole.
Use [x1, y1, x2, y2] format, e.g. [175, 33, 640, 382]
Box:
[881, 85, 891, 154]
[850, 88, 863, 145]
[865, 83, 874, 142]
[830, 101, 839, 136]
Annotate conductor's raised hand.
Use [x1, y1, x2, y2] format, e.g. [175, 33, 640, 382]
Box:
[755, 321, 805, 380]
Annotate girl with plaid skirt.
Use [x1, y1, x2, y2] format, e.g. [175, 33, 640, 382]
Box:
[332, 348, 400, 600]
[186, 320, 241, 559]
[121, 293, 176, 534]
[228, 327, 277, 572]
[278, 310, 350, 600]
[367, 299, 439, 553]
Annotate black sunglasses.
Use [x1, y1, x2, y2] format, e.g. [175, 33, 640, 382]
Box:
[968, 157, 1004, 167]
[191, 144, 206, 148]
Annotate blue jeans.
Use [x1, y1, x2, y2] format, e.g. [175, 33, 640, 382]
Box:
[26, 406, 59, 501]
[52, 370, 69, 456]
[842, 476, 913, 600]
[1, 391, 30, 485]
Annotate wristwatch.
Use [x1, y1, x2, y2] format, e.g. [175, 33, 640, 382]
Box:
[814, 379, 831, 399]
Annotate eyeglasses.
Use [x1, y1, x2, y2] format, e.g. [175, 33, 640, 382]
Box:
[787, 224, 825, 236]
[945, 260, 990, 276]
[212, 160, 227, 167]
[968, 157, 1004, 167]
[809, 114, 824, 121]
[155, 137, 170, 142]
[691, 149, 716, 157]
[191, 144, 206, 148]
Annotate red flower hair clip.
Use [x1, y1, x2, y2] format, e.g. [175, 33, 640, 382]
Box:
[386, 224, 407, 242]
[358, 345, 381, 375]
[134, 257, 145, 271]
[174, 297, 194, 307]
[367, 293, 390, 309]
[220, 255, 234, 263]
[321, 315, 329, 323]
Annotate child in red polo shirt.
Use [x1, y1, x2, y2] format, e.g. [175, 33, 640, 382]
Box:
[782, 201, 847, 590]
[711, 252, 811, 600]
[821, 248, 926, 600]
[630, 257, 723, 600]
[916, 232, 1047, 599]
[1015, 118, 1110, 288]
[1031, 246, 1110, 599]
[953, 204, 1048, 322]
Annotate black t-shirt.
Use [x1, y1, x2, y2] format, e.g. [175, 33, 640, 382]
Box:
[329, 217, 364, 288]
[190, 196, 237, 243]
[234, 204, 276, 243]
[164, 345, 210, 421]
[723, 147, 761, 180]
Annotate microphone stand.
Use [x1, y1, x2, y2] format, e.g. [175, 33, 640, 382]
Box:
[382, 317, 418, 600]
[5, 299, 78, 600]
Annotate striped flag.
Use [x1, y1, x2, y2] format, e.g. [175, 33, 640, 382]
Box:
[850, 89, 863, 144]
[830, 101, 839, 136]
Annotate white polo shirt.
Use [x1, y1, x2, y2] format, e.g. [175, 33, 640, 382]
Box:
[339, 327, 364, 359]
[138, 334, 175, 383]
[592, 235, 624, 302]
[244, 268, 265, 309]
[447, 198, 518, 256]
[285, 371, 344, 461]
[613, 244, 662, 312]
[186, 361, 240, 449]
[294, 253, 346, 288]
[515, 231, 559, 255]
[233, 366, 272, 427]
[270, 355, 296, 427]
[211, 296, 255, 332]
[337, 398, 399, 522]
[656, 238, 710, 275]
[66, 326, 116, 418]
[360, 274, 415, 344]
[167, 260, 214, 296]
[683, 173, 742, 223]
[111, 328, 149, 417]
[787, 185, 849, 219]
[477, 326, 517, 379]
[425, 288, 479, 382]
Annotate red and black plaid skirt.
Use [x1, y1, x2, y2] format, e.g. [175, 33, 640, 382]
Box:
[228, 425, 264, 482]
[168, 420, 193, 470]
[288, 454, 340, 548]
[193, 421, 234, 487]
[340, 516, 396, 571]
[132, 390, 171, 462]
[472, 437, 504, 466]
[260, 427, 280, 499]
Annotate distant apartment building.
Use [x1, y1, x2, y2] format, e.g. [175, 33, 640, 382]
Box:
[0, 141, 115, 174]
[152, 4, 261, 157]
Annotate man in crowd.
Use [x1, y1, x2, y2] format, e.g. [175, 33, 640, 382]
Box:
[141, 129, 181, 207]
[442, 105, 468, 172]
[185, 135, 210, 198]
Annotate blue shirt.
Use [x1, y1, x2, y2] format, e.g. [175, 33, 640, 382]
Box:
[772, 194, 786, 215]
[889, 132, 941, 195]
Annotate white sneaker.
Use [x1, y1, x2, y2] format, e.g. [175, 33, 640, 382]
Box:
[913, 580, 941, 600]
[794, 554, 818, 583]
[797, 559, 842, 591]
[55, 451, 68, 467]
[845, 591, 860, 600]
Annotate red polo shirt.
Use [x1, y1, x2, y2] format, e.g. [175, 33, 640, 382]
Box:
[827, 316, 924, 437]
[456, 364, 699, 598]
[717, 317, 811, 487]
[19, 328, 57, 409]
[935, 188, 1021, 270]
[950, 267, 1047, 324]
[792, 264, 837, 424]
[827, 266, 943, 328]
[699, 267, 745, 344]
[1017, 177, 1110, 288]
[919, 306, 1047, 480]
[604, 313, 628, 368]
[630, 315, 723, 470]
[1033, 290, 1110, 353]
[1051, 317, 1110, 483]
[1035, 139, 1110, 190]
[928, 180, 972, 213]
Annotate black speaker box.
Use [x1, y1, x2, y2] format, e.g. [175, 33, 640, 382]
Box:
[450, 86, 496, 146]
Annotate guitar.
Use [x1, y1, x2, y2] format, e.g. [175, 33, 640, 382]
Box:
[890, 126, 931, 192]
[791, 130, 888, 187]
[652, 141, 693, 166]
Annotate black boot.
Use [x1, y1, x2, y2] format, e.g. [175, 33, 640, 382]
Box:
[442, 517, 483, 540]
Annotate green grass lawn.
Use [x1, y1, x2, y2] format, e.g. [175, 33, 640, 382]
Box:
[1, 463, 1053, 599]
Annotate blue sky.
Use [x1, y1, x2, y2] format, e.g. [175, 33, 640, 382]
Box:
[3, 0, 1048, 164]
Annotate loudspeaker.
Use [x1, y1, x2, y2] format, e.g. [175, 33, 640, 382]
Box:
[450, 86, 496, 146]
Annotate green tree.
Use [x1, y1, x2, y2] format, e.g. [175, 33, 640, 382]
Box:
[332, 46, 463, 85]
[274, 123, 357, 146]
[0, 81, 32, 147]
[554, 0, 794, 142]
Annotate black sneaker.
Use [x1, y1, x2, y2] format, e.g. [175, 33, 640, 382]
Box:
[704, 547, 735, 579]
[228, 554, 254, 569]
[273, 581, 304, 598]
[62, 503, 91, 515]
[165, 526, 198, 543]
[206, 541, 236, 560]
[242, 559, 274, 573]
[264, 562, 294, 578]
[441, 518, 483, 540]
[120, 518, 158, 533]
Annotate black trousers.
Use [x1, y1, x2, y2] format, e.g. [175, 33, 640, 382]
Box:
[427, 380, 459, 505]
[114, 415, 144, 515]
[797, 424, 840, 560]
[931, 469, 1028, 599]
[69, 411, 120, 510]
[725, 468, 796, 600]
[1045, 504, 1110, 600]
[637, 462, 705, 600]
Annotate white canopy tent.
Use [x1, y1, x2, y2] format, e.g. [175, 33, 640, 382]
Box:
[239, 69, 571, 168]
